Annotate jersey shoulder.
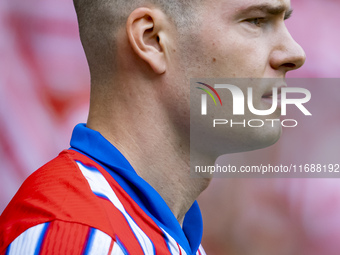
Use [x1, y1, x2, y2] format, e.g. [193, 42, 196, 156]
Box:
[0, 150, 114, 251]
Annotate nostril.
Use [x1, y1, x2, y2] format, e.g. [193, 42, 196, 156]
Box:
[283, 63, 296, 68]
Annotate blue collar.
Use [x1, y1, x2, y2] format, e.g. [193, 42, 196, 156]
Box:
[70, 124, 203, 254]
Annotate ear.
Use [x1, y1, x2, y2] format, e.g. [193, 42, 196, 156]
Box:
[126, 8, 168, 74]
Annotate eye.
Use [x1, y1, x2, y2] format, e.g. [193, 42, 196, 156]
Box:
[246, 18, 267, 27]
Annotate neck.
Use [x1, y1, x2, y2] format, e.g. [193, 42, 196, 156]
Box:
[87, 80, 210, 224]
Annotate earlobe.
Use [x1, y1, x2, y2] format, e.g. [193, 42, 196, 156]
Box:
[126, 8, 167, 74]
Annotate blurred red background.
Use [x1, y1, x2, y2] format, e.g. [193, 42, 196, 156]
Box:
[1, 0, 339, 254]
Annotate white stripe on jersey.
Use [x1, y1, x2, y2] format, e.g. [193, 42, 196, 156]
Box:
[6, 223, 48, 255]
[77, 162, 155, 255]
[111, 241, 128, 255]
[161, 228, 187, 255]
[197, 244, 207, 255]
[84, 228, 113, 255]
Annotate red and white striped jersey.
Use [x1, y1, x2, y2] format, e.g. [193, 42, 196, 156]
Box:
[0, 124, 206, 255]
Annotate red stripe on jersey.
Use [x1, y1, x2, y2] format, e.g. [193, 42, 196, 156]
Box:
[95, 197, 145, 254]
[40, 221, 90, 255]
[69, 150, 173, 255]
[177, 243, 183, 255]
[108, 239, 114, 255]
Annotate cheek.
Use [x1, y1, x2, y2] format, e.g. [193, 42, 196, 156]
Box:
[208, 37, 269, 78]
[158, 71, 191, 136]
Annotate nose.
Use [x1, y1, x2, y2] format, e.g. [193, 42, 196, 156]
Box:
[270, 27, 306, 73]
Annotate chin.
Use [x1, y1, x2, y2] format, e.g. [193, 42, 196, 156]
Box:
[190, 115, 283, 157]
[245, 124, 282, 152]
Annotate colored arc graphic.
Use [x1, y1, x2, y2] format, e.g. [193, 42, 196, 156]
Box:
[196, 87, 217, 105]
[196, 82, 223, 106]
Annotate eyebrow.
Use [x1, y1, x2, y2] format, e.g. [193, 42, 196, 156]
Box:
[237, 4, 293, 20]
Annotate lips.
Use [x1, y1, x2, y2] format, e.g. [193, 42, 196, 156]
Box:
[261, 86, 284, 108]
[262, 86, 282, 98]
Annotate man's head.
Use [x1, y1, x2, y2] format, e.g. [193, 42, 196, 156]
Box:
[74, 0, 306, 158]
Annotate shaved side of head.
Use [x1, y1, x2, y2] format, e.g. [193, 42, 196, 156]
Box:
[73, 0, 202, 84]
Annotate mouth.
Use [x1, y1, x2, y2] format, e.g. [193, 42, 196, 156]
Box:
[261, 86, 285, 109]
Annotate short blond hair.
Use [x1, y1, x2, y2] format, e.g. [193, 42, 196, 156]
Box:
[73, 0, 202, 82]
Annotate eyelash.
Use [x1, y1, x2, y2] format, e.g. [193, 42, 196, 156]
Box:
[246, 18, 268, 27]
